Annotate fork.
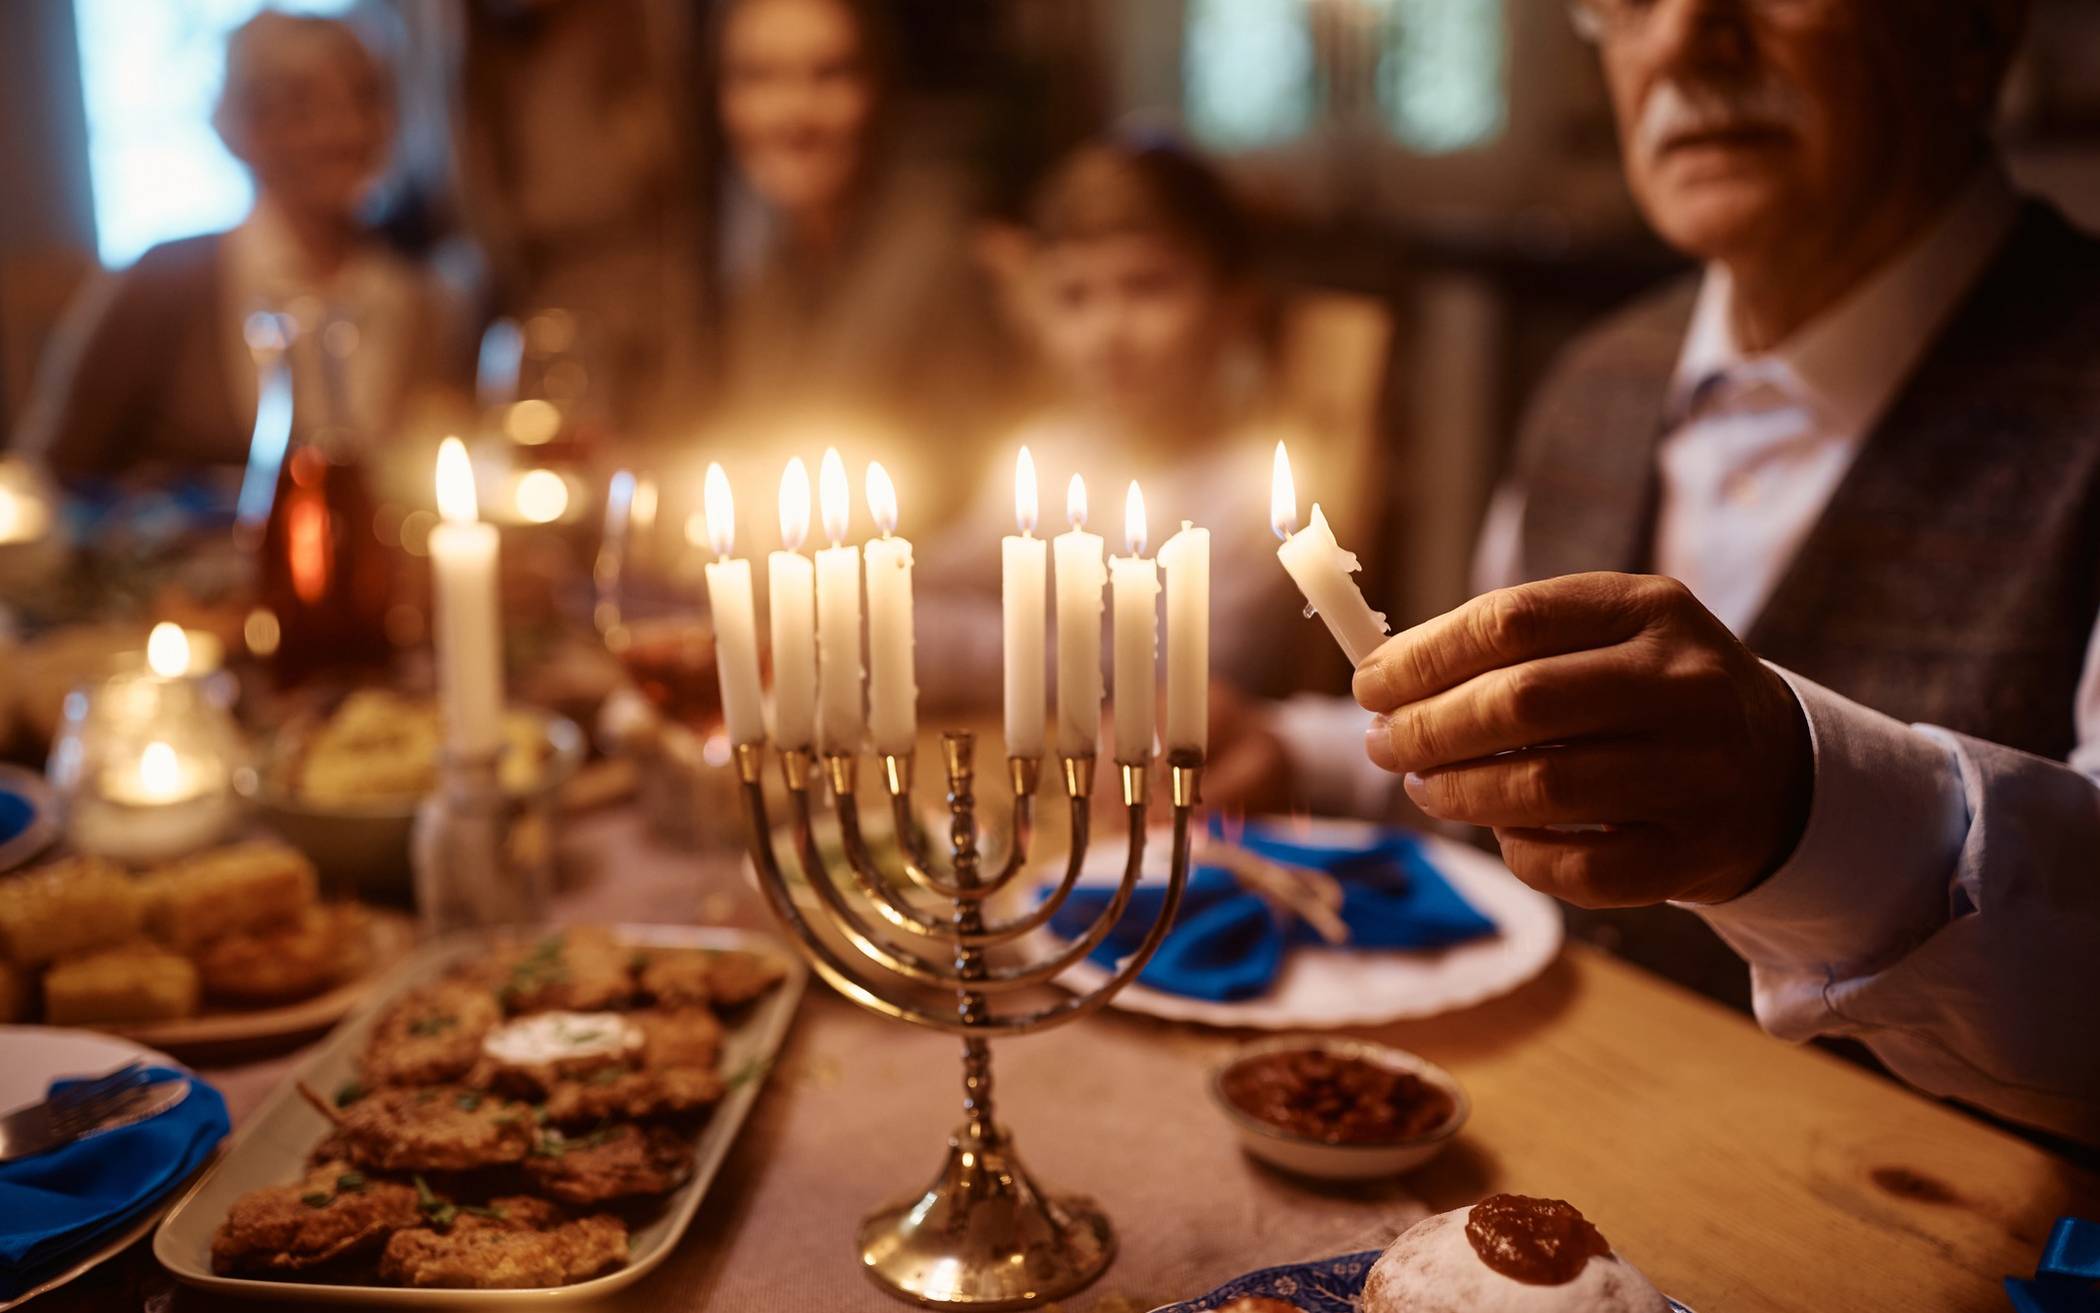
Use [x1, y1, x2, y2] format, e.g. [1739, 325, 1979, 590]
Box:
[0, 1061, 160, 1164]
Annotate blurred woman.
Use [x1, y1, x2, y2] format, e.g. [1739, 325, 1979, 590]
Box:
[704, 0, 1011, 509]
[13, 12, 463, 485]
[922, 138, 1365, 707]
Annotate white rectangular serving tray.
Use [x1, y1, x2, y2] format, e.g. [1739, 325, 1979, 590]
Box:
[152, 923, 807, 1306]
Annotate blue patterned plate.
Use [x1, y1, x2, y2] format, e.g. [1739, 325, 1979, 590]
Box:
[1149, 1249, 1696, 1312]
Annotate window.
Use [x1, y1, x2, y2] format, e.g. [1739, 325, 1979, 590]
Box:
[1183, 0, 1318, 153]
[72, 0, 355, 268]
[1380, 0, 1507, 154]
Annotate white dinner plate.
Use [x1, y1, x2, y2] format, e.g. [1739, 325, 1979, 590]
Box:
[1027, 819, 1562, 1029]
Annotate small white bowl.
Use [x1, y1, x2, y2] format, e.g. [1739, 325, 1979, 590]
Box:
[1210, 1035, 1470, 1180]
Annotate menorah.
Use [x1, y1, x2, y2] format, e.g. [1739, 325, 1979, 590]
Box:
[736, 730, 1203, 1309]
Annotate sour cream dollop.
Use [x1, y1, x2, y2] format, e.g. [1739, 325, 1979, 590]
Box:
[482, 1011, 644, 1068]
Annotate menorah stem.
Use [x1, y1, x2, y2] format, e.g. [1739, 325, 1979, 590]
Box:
[943, 732, 998, 1145]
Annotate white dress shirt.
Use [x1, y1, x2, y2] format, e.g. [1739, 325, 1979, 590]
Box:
[1278, 166, 2100, 1143]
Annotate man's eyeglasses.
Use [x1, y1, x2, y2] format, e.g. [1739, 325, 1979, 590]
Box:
[1568, 0, 1827, 43]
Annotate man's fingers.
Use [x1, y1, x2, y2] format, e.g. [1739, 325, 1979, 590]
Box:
[1401, 740, 1676, 829]
[1353, 573, 1672, 712]
[1369, 644, 1665, 772]
[1491, 825, 1678, 909]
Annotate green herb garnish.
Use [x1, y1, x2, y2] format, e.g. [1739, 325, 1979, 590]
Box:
[407, 1014, 457, 1037]
[300, 1191, 333, 1208]
[335, 1172, 366, 1193]
[585, 1066, 626, 1086]
[411, 1175, 457, 1228]
[724, 1058, 765, 1091]
[461, 1203, 508, 1221]
[333, 1080, 366, 1108]
[454, 1092, 483, 1111]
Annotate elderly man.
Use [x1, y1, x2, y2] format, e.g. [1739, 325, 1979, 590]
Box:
[1229, 0, 2100, 1144]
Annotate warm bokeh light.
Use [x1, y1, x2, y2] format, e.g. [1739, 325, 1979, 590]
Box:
[820, 447, 849, 546]
[632, 477, 659, 533]
[704, 462, 736, 559]
[514, 468, 570, 524]
[1269, 440, 1298, 541]
[1124, 481, 1148, 557]
[866, 461, 898, 537]
[505, 399, 562, 446]
[435, 437, 479, 524]
[146, 623, 190, 678]
[1014, 446, 1037, 537]
[0, 487, 18, 542]
[779, 457, 810, 552]
[244, 607, 281, 658]
[1067, 474, 1088, 531]
[138, 740, 180, 800]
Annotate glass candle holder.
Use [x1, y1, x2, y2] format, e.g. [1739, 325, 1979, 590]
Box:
[47, 669, 246, 865]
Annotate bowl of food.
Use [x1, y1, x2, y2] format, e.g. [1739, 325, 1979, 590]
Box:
[240, 690, 584, 900]
[1211, 1035, 1468, 1180]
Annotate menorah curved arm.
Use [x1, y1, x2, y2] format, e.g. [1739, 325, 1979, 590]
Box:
[881, 756, 1067, 903]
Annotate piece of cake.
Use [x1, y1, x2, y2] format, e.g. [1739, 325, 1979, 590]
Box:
[44, 941, 201, 1024]
[1361, 1196, 1668, 1313]
[139, 841, 318, 950]
[0, 856, 144, 966]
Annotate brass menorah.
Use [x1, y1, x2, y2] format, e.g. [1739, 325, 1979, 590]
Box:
[736, 730, 1202, 1309]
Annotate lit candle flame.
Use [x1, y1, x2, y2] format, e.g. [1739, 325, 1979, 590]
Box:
[1124, 481, 1147, 557]
[1014, 446, 1037, 537]
[778, 457, 810, 552]
[1067, 474, 1088, 531]
[703, 462, 735, 560]
[632, 477, 658, 532]
[139, 740, 180, 800]
[866, 461, 898, 538]
[435, 436, 479, 524]
[1269, 440, 1299, 541]
[146, 623, 191, 678]
[819, 447, 849, 546]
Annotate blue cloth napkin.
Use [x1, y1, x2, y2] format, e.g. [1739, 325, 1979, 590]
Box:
[0, 1067, 228, 1295]
[0, 790, 32, 848]
[1044, 822, 1497, 1002]
[2007, 1217, 2100, 1313]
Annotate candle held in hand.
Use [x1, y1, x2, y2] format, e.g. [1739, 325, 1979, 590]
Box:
[862, 461, 917, 756]
[815, 448, 864, 754]
[1053, 474, 1106, 758]
[430, 436, 506, 758]
[769, 458, 818, 749]
[1001, 447, 1047, 759]
[702, 463, 765, 746]
[1157, 518, 1210, 755]
[1270, 441, 1389, 667]
[1109, 482, 1159, 764]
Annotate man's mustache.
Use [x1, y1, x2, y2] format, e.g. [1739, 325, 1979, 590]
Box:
[1636, 77, 1807, 157]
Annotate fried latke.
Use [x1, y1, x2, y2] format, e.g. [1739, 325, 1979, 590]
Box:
[524, 1124, 694, 1206]
[361, 979, 503, 1087]
[632, 947, 711, 1007]
[194, 904, 365, 1005]
[378, 1197, 628, 1289]
[632, 1006, 725, 1072]
[705, 950, 788, 1007]
[479, 928, 634, 1014]
[332, 1086, 538, 1173]
[210, 1162, 421, 1275]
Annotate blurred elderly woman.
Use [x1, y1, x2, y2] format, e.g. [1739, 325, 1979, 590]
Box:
[14, 11, 462, 485]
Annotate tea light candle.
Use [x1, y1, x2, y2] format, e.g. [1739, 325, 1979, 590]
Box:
[703, 463, 765, 746]
[862, 462, 917, 757]
[1157, 518, 1210, 756]
[815, 448, 864, 754]
[1001, 448, 1047, 759]
[430, 437, 507, 758]
[769, 458, 818, 749]
[1271, 441, 1389, 667]
[1109, 482, 1158, 764]
[1053, 475, 1106, 758]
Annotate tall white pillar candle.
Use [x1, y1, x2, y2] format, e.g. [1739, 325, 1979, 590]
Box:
[1271, 441, 1389, 667]
[768, 457, 818, 749]
[430, 437, 506, 758]
[1053, 474, 1106, 758]
[1109, 481, 1159, 763]
[1158, 518, 1210, 756]
[702, 463, 765, 745]
[814, 447, 864, 754]
[862, 461, 917, 756]
[1001, 447, 1046, 759]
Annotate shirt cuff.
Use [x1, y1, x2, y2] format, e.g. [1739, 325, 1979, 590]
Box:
[1688, 667, 1971, 976]
[1269, 693, 1404, 818]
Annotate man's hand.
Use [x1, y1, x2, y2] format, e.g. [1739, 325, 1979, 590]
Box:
[1353, 573, 1812, 907]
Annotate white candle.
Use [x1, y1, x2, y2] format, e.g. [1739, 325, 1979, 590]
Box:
[769, 457, 818, 749]
[1109, 481, 1159, 764]
[702, 463, 765, 746]
[862, 461, 917, 756]
[104, 740, 209, 806]
[1158, 518, 1210, 756]
[430, 436, 506, 758]
[1053, 474, 1106, 758]
[1001, 447, 1047, 759]
[1271, 441, 1389, 667]
[815, 447, 864, 755]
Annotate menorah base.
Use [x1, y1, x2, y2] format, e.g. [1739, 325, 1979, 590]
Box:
[857, 1124, 1114, 1310]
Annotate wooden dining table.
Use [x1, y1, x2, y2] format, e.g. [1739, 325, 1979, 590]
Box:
[28, 778, 2097, 1313]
